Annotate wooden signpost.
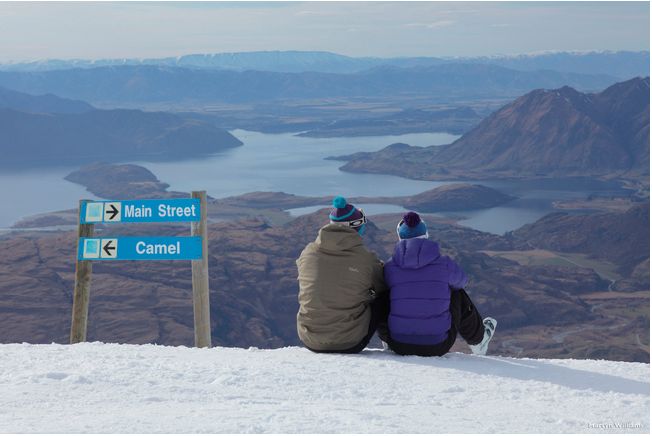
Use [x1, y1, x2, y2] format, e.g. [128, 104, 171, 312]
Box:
[70, 192, 212, 348]
[70, 200, 94, 344]
[191, 191, 211, 348]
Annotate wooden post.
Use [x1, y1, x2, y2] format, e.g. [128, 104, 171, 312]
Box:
[70, 199, 94, 344]
[191, 191, 212, 348]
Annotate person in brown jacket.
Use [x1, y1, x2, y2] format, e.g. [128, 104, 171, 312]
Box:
[296, 196, 389, 353]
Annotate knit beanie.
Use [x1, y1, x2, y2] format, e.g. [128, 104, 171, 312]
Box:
[329, 196, 365, 225]
[397, 211, 429, 240]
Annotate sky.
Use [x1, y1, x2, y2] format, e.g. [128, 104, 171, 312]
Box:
[0, 1, 648, 62]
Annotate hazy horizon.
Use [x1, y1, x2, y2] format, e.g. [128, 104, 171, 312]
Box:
[0, 1, 648, 62]
[0, 48, 650, 65]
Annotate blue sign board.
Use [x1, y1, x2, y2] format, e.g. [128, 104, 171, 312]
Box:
[80, 199, 201, 224]
[78, 236, 203, 261]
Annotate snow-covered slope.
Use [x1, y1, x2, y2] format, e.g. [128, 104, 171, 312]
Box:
[0, 343, 648, 433]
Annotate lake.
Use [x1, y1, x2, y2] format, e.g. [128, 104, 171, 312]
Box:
[0, 168, 96, 230]
[137, 130, 456, 198]
[0, 130, 631, 234]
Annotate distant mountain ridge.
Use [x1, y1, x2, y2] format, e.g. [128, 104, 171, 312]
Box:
[0, 108, 242, 167]
[0, 86, 94, 114]
[337, 77, 650, 179]
[1, 50, 648, 78]
[0, 63, 619, 105]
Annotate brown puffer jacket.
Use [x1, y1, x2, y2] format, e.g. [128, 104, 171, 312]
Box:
[296, 223, 388, 351]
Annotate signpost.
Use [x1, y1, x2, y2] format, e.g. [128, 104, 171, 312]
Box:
[70, 200, 94, 344]
[70, 193, 212, 348]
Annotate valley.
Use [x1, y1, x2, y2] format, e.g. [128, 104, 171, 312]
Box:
[0, 57, 648, 364]
[0, 163, 648, 362]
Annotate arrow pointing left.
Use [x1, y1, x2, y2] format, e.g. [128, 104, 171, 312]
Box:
[101, 239, 118, 259]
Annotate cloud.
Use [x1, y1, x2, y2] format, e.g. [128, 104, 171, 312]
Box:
[433, 9, 480, 15]
[294, 9, 340, 17]
[406, 20, 456, 29]
[0, 2, 647, 60]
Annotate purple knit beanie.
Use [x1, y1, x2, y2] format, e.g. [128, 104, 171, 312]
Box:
[329, 196, 364, 223]
[397, 211, 429, 240]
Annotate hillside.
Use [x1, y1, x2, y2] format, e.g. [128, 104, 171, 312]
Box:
[401, 183, 516, 212]
[509, 204, 650, 279]
[337, 77, 650, 179]
[0, 343, 648, 433]
[0, 108, 243, 167]
[2, 202, 648, 361]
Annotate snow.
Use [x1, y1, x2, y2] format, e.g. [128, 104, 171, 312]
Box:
[0, 343, 648, 433]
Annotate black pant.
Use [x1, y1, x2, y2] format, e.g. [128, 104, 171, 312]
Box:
[377, 288, 484, 357]
[305, 292, 390, 354]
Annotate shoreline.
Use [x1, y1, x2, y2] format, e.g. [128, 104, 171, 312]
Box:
[6, 161, 644, 235]
[2, 126, 646, 231]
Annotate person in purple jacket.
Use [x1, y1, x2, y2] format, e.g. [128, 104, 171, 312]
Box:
[378, 211, 497, 357]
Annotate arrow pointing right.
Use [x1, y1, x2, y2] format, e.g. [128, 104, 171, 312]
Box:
[106, 204, 120, 221]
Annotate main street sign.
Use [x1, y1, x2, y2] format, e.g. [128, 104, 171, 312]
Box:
[78, 236, 203, 261]
[81, 199, 201, 224]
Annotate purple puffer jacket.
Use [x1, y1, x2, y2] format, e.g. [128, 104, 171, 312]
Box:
[384, 238, 468, 345]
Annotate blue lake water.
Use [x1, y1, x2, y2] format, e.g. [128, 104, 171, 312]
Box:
[137, 130, 457, 198]
[442, 180, 608, 234]
[0, 168, 97, 230]
[0, 130, 631, 235]
[0, 131, 453, 229]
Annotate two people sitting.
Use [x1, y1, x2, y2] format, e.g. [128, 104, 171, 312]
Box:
[296, 196, 496, 356]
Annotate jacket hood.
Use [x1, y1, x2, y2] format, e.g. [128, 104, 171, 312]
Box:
[392, 238, 440, 269]
[316, 223, 363, 252]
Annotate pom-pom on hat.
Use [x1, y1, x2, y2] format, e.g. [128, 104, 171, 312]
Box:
[329, 196, 365, 225]
[397, 211, 429, 240]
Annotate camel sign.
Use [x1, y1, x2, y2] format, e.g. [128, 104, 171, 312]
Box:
[78, 236, 203, 261]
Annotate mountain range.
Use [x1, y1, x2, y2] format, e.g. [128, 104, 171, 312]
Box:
[336, 77, 650, 179]
[0, 88, 242, 167]
[0, 63, 621, 106]
[1, 50, 648, 79]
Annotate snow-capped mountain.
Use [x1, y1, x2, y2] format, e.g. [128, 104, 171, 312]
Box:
[0, 50, 647, 78]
